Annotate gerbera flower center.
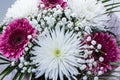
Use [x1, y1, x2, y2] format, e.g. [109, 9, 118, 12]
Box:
[8, 29, 26, 47]
[48, 0, 58, 4]
[54, 49, 61, 57]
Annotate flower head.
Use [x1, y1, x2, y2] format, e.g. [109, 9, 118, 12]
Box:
[40, 0, 67, 9]
[83, 32, 120, 75]
[68, 0, 108, 30]
[0, 18, 37, 60]
[5, 0, 39, 19]
[31, 27, 81, 80]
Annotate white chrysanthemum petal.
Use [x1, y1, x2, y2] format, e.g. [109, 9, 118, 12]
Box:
[68, 0, 109, 29]
[31, 27, 82, 80]
[5, 0, 39, 19]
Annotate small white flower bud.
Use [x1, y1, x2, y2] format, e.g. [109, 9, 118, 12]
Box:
[21, 70, 25, 73]
[11, 61, 15, 66]
[2, 30, 5, 33]
[89, 45, 94, 49]
[40, 4, 45, 8]
[28, 43, 32, 48]
[89, 58, 94, 63]
[25, 47, 29, 51]
[99, 57, 104, 62]
[86, 36, 91, 41]
[94, 76, 99, 80]
[95, 49, 99, 52]
[88, 63, 93, 67]
[91, 40, 96, 45]
[20, 57, 24, 62]
[75, 27, 79, 30]
[100, 67, 103, 70]
[32, 69, 36, 73]
[23, 67, 27, 71]
[24, 62, 29, 66]
[98, 71, 103, 75]
[62, 17, 67, 22]
[43, 10, 47, 14]
[3, 26, 6, 30]
[83, 76, 87, 80]
[28, 67, 32, 73]
[18, 63, 23, 68]
[93, 61, 97, 67]
[87, 71, 92, 75]
[27, 35, 32, 39]
[56, 5, 61, 9]
[97, 44, 102, 49]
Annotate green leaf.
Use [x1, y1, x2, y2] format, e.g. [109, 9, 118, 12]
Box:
[0, 56, 11, 62]
[101, 0, 111, 3]
[106, 5, 120, 11]
[105, 2, 120, 7]
[105, 10, 120, 14]
[101, 75, 120, 78]
[0, 65, 11, 75]
[117, 41, 120, 46]
[110, 62, 120, 66]
[0, 62, 10, 65]
[0, 66, 16, 80]
[13, 71, 21, 80]
[18, 72, 27, 80]
[109, 70, 120, 73]
[29, 73, 33, 80]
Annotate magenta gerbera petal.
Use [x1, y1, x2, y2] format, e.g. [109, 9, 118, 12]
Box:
[83, 32, 120, 75]
[40, 0, 67, 9]
[0, 18, 37, 60]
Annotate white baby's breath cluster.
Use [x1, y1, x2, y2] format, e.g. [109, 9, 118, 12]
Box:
[76, 36, 105, 80]
[27, 6, 91, 35]
[10, 56, 36, 73]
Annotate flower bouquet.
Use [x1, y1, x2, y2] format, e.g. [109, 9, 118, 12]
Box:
[0, 0, 120, 80]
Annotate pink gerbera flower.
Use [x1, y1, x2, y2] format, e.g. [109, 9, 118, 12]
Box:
[0, 18, 37, 60]
[40, 0, 67, 9]
[84, 32, 120, 75]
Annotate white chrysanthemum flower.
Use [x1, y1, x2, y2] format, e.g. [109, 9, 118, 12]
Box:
[5, 0, 39, 19]
[68, 0, 109, 30]
[31, 27, 81, 80]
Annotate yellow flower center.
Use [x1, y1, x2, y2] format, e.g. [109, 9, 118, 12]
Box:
[54, 49, 61, 57]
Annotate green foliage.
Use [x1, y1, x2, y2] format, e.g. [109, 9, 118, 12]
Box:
[0, 55, 11, 63]
[98, 0, 120, 13]
[29, 73, 33, 80]
[13, 71, 21, 80]
[0, 65, 16, 80]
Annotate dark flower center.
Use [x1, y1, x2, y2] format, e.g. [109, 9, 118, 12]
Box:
[8, 29, 27, 48]
[48, 0, 58, 4]
[16, 36, 23, 43]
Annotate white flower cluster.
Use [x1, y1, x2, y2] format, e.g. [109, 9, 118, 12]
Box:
[28, 6, 92, 34]
[11, 56, 36, 73]
[76, 36, 105, 80]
